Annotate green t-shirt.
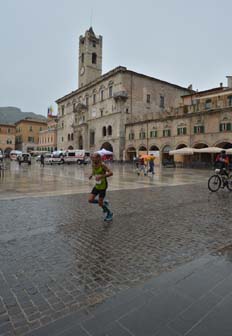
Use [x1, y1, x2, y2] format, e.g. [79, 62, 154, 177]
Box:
[93, 165, 107, 190]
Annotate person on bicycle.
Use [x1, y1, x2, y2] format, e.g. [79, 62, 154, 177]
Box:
[215, 150, 229, 176]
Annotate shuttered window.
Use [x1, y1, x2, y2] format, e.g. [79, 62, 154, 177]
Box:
[220, 123, 231, 132]
[194, 126, 204, 134]
[177, 127, 187, 135]
[150, 130, 157, 138]
[139, 132, 146, 139]
[163, 129, 171, 137]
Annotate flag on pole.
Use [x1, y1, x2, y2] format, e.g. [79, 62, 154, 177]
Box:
[47, 105, 53, 117]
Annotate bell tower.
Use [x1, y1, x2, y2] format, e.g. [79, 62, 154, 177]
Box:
[78, 27, 102, 88]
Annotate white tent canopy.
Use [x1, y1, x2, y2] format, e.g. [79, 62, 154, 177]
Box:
[195, 147, 222, 153]
[169, 147, 196, 155]
[96, 148, 113, 156]
[169, 146, 231, 155]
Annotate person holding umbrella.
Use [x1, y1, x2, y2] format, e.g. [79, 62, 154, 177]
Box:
[148, 154, 155, 175]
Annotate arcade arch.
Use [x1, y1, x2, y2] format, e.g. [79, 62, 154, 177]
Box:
[149, 145, 159, 151]
[101, 142, 113, 152]
[138, 146, 147, 156]
[162, 145, 172, 163]
[176, 143, 187, 150]
[126, 147, 136, 161]
[215, 141, 232, 149]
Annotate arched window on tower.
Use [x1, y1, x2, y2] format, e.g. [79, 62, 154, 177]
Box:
[92, 53, 97, 64]
[68, 134, 71, 141]
[108, 125, 112, 136]
[102, 126, 106, 137]
[81, 53, 84, 63]
[71, 133, 74, 141]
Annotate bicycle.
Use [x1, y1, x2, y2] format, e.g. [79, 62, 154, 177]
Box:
[208, 168, 232, 192]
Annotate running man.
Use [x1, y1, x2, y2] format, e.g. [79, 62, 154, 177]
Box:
[88, 153, 113, 221]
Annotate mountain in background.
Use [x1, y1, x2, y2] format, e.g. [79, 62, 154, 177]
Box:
[0, 107, 47, 125]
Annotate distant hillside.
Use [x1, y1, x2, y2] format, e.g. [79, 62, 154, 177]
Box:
[0, 107, 47, 125]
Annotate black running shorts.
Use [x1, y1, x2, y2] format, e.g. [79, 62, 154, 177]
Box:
[91, 187, 106, 199]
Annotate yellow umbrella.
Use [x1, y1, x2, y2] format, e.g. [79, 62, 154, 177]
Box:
[141, 154, 156, 162]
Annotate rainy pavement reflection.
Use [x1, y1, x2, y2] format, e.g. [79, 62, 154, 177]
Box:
[0, 159, 211, 199]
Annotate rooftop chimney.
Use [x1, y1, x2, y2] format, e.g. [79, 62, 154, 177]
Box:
[227, 76, 232, 88]
[220, 82, 223, 88]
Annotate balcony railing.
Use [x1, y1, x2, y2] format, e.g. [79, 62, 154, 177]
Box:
[113, 91, 128, 101]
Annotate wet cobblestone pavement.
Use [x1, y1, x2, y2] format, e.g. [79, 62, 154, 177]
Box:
[0, 163, 232, 335]
[0, 161, 210, 199]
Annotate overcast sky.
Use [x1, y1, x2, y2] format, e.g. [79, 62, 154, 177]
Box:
[0, 0, 231, 116]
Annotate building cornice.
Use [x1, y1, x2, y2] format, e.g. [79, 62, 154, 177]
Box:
[182, 87, 232, 98]
[56, 66, 192, 104]
[0, 123, 16, 128]
[15, 119, 47, 125]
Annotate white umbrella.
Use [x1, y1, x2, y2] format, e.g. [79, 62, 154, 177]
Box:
[96, 148, 113, 156]
[226, 148, 232, 154]
[169, 147, 196, 155]
[195, 147, 222, 153]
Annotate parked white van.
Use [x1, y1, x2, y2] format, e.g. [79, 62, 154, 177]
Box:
[10, 150, 22, 161]
[64, 150, 90, 164]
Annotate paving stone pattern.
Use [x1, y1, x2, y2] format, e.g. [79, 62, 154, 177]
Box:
[0, 184, 232, 335]
[25, 253, 232, 335]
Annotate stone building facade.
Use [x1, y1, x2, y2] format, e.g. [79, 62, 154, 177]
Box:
[0, 124, 15, 154]
[15, 118, 47, 152]
[38, 116, 58, 152]
[125, 76, 232, 165]
[56, 28, 191, 160]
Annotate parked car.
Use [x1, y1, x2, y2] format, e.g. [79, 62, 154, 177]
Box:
[44, 151, 64, 165]
[0, 150, 3, 161]
[44, 153, 52, 164]
[51, 151, 65, 165]
[18, 153, 32, 165]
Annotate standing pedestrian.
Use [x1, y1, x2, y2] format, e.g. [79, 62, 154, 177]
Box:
[138, 155, 147, 176]
[148, 154, 155, 175]
[40, 153, 45, 167]
[88, 153, 113, 221]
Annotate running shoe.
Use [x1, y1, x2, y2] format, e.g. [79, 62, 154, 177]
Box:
[104, 212, 113, 222]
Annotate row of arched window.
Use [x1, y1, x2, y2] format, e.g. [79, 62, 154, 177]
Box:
[102, 125, 112, 137]
[60, 83, 114, 114]
[86, 86, 113, 106]
[68, 133, 74, 141]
